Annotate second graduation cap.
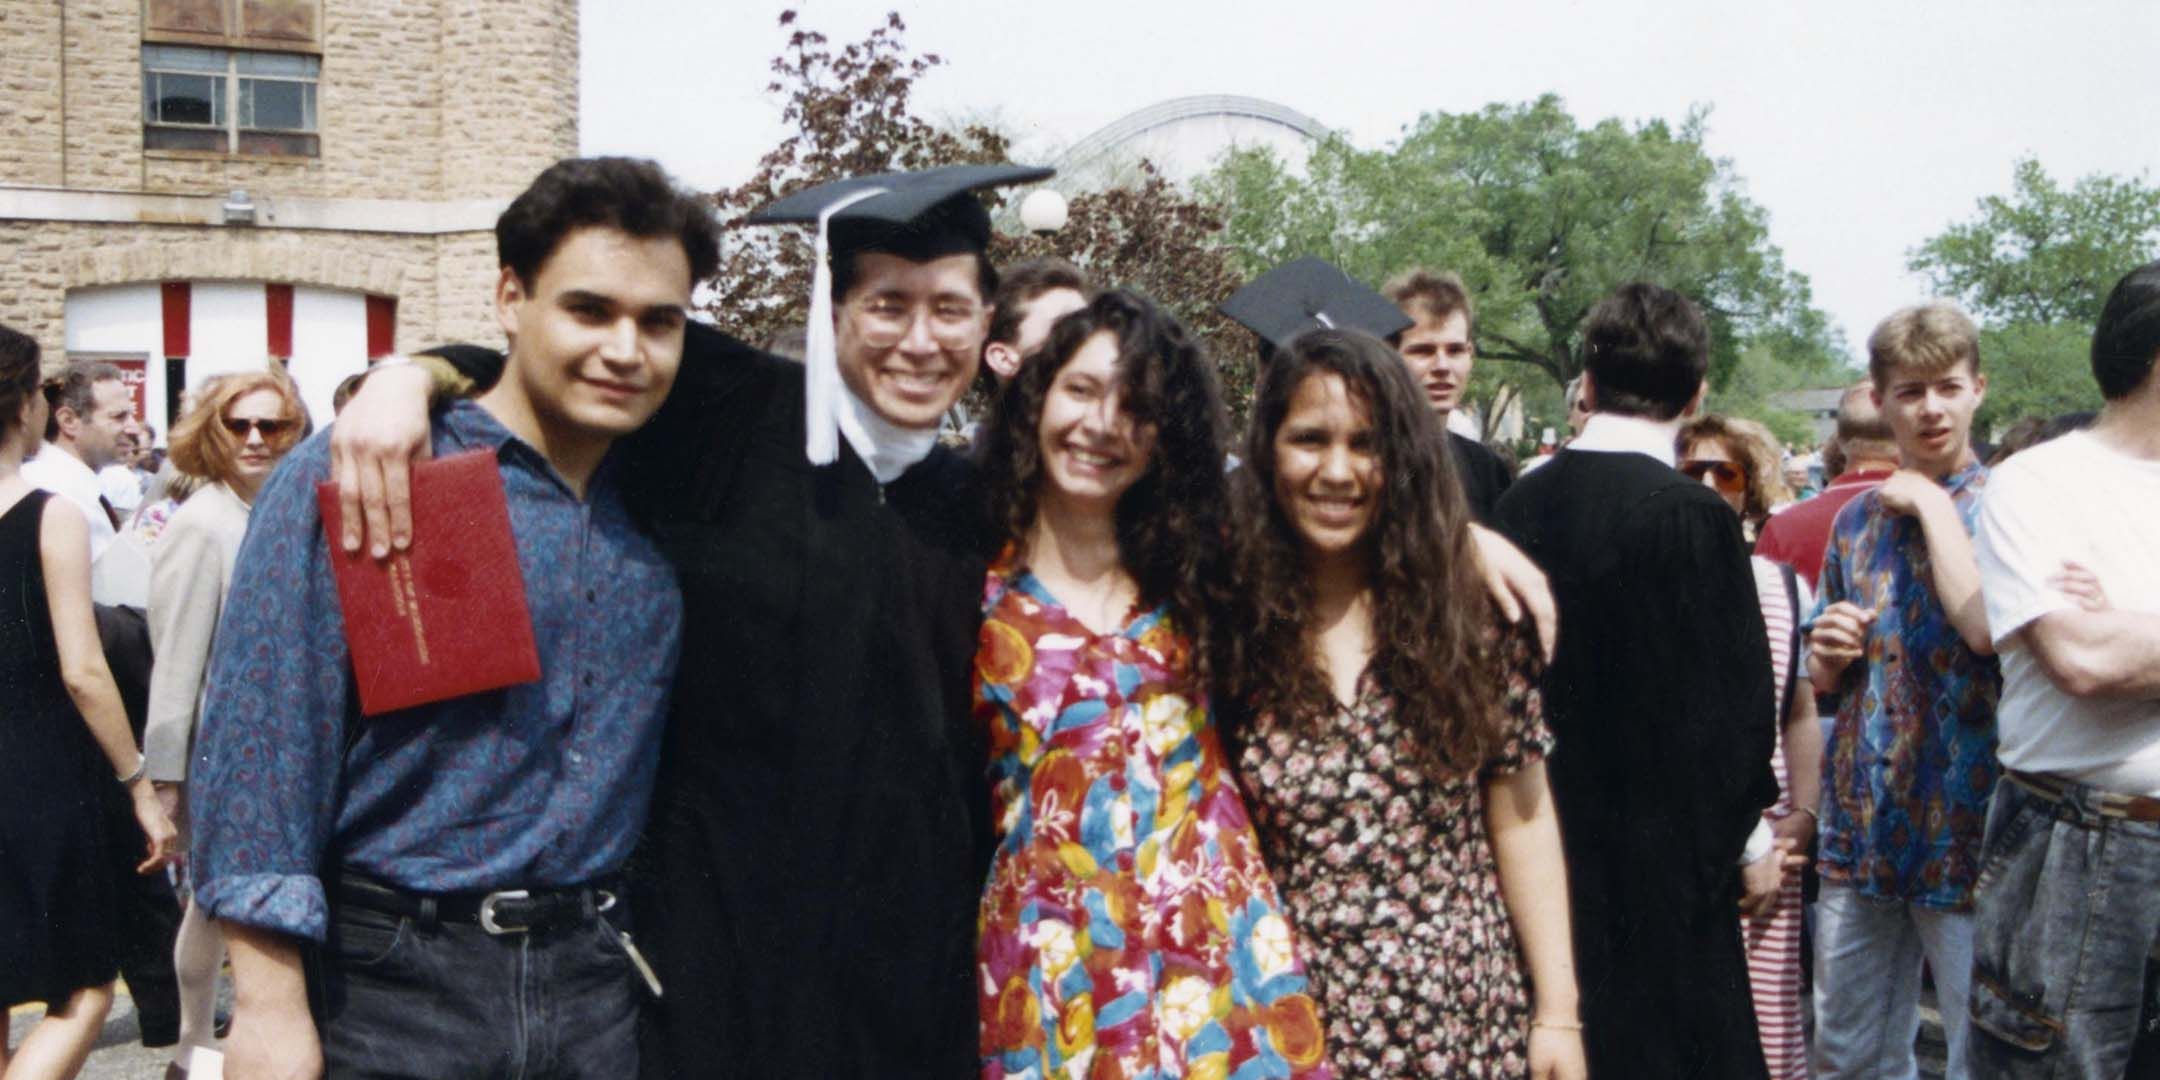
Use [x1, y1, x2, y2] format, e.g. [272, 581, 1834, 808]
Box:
[1219, 256, 1413, 350]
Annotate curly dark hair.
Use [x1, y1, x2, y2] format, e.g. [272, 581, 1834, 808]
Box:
[1224, 328, 1509, 774]
[979, 289, 1230, 678]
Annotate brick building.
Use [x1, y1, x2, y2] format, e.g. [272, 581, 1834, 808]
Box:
[0, 0, 577, 431]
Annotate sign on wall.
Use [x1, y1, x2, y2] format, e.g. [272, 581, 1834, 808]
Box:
[67, 352, 153, 425]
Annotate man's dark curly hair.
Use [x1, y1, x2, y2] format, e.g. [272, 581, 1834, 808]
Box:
[980, 289, 1230, 678]
[496, 156, 721, 288]
[1223, 328, 1510, 773]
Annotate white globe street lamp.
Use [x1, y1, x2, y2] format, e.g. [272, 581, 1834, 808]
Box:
[1019, 188, 1069, 235]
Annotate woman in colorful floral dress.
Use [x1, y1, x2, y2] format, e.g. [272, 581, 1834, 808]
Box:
[1223, 329, 1586, 1079]
[973, 291, 1330, 1080]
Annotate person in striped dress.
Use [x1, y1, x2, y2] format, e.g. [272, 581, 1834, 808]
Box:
[1679, 414, 1823, 1079]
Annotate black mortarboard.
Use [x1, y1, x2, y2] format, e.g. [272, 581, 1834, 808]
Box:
[741, 163, 1056, 467]
[745, 163, 1054, 261]
[1219, 256, 1414, 350]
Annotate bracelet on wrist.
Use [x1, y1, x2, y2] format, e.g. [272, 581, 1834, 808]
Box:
[1789, 805, 1820, 823]
[117, 754, 146, 786]
[1531, 1019, 1584, 1032]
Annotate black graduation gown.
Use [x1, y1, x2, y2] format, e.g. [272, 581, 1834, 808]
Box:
[1447, 431, 1513, 523]
[621, 324, 990, 1079]
[1494, 449, 1778, 1080]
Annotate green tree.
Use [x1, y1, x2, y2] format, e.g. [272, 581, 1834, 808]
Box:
[1907, 159, 2157, 436]
[1704, 342, 1849, 448]
[1199, 96, 1843, 427]
[1909, 158, 2160, 326]
[1974, 321, 2101, 436]
[704, 11, 1013, 347]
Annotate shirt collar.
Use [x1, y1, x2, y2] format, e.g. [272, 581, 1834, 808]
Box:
[28, 443, 97, 487]
[1942, 459, 1986, 493]
[1827, 466, 1895, 490]
[436, 399, 620, 499]
[836, 384, 939, 485]
[1569, 412, 1682, 468]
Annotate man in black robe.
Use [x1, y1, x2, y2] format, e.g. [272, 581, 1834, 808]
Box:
[1494, 282, 1781, 1079]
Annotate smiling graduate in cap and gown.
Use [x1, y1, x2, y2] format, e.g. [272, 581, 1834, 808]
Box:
[619, 164, 1052, 1079]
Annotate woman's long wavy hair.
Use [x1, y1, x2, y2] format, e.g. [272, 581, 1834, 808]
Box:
[1225, 329, 1507, 773]
[979, 289, 1230, 679]
[169, 370, 306, 485]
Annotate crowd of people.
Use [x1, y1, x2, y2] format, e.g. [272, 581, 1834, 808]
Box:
[3, 151, 2158, 1080]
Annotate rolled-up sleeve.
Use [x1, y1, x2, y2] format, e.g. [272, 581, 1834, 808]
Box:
[187, 438, 351, 942]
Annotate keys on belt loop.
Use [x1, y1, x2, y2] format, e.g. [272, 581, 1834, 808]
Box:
[477, 889, 533, 935]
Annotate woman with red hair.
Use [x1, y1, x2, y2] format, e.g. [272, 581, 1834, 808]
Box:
[142, 369, 306, 1077]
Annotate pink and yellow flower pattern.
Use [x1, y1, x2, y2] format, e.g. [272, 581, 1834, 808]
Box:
[976, 555, 1329, 1080]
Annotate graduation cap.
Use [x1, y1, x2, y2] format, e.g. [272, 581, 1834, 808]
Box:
[742, 164, 1055, 467]
[1219, 256, 1414, 351]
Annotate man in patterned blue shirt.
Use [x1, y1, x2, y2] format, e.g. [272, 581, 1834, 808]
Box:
[1806, 302, 2000, 1080]
[188, 157, 717, 1079]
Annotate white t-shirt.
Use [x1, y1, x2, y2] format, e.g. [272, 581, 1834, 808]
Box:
[23, 445, 118, 563]
[1975, 430, 2160, 795]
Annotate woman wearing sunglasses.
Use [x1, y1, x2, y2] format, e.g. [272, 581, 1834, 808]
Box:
[1677, 414, 1822, 1080]
[141, 370, 306, 1078]
[1678, 417, 1791, 546]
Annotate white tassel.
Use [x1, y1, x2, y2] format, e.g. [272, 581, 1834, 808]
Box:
[803, 188, 886, 466]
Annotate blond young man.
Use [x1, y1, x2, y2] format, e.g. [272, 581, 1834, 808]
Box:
[1806, 302, 1998, 1080]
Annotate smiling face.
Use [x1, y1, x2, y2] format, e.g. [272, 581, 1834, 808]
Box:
[494, 225, 690, 447]
[1874, 359, 1986, 477]
[1272, 372, 1382, 564]
[1395, 308, 1474, 417]
[1037, 330, 1157, 512]
[835, 251, 989, 428]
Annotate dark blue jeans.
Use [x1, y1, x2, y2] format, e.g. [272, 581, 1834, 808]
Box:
[1965, 775, 2160, 1078]
[309, 902, 641, 1079]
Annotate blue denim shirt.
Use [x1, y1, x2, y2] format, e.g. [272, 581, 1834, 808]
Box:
[189, 401, 683, 942]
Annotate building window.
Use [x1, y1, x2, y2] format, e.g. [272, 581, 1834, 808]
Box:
[143, 44, 319, 156]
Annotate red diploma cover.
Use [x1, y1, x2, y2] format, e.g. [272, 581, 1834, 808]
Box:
[317, 450, 542, 716]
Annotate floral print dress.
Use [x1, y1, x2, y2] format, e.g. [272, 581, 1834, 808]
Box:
[975, 555, 1330, 1080]
[1236, 623, 1552, 1078]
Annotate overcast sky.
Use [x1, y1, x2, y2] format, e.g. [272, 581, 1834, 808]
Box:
[579, 0, 2160, 361]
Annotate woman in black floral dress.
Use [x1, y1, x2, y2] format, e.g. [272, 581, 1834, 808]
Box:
[1222, 329, 1585, 1079]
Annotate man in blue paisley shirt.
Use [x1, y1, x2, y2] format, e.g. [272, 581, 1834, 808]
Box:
[1805, 302, 2000, 1080]
[187, 157, 717, 1079]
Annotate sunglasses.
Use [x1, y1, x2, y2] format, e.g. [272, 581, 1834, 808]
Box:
[223, 417, 296, 438]
[1680, 458, 1747, 494]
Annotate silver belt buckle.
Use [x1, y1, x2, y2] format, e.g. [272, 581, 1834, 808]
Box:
[477, 889, 532, 935]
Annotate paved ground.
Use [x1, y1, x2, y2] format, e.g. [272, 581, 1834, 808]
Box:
[26, 977, 1949, 1078]
[9, 976, 230, 1079]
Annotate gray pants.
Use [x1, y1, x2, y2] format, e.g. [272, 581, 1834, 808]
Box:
[310, 903, 641, 1079]
[1813, 884, 1975, 1080]
[1965, 774, 2160, 1079]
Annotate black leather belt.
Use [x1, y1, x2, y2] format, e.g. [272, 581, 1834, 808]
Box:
[336, 872, 618, 936]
